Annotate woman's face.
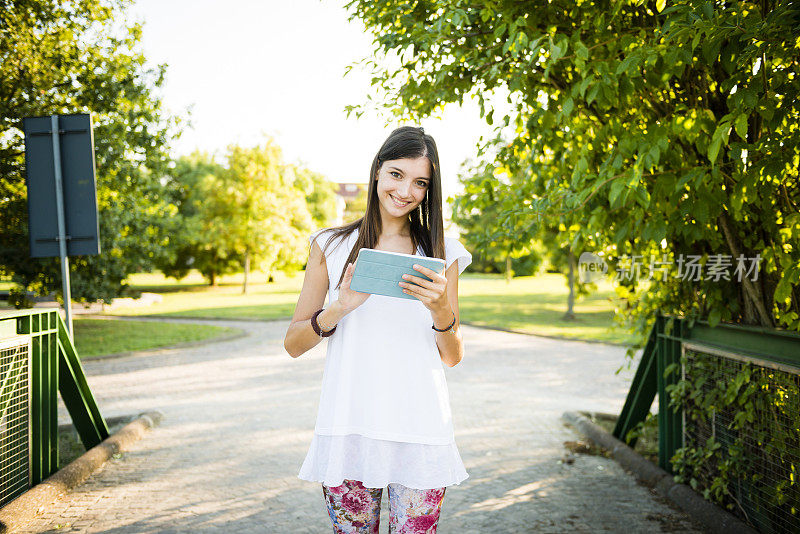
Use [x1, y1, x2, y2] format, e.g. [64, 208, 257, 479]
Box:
[375, 156, 431, 219]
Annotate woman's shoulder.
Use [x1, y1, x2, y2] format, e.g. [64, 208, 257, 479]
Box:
[443, 235, 472, 274]
[443, 235, 468, 251]
[310, 226, 330, 239]
[310, 226, 357, 256]
[311, 226, 346, 242]
[309, 228, 330, 249]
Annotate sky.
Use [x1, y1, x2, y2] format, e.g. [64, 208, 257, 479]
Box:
[128, 0, 515, 226]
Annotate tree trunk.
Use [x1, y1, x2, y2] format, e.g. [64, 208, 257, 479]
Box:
[242, 250, 250, 294]
[564, 247, 576, 321]
[505, 254, 512, 283]
[209, 271, 217, 287]
[719, 213, 773, 327]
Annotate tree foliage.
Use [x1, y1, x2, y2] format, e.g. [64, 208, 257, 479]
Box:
[159, 142, 328, 287]
[450, 158, 543, 279]
[222, 142, 316, 286]
[342, 186, 368, 224]
[0, 0, 182, 305]
[345, 0, 800, 345]
[290, 162, 340, 228]
[155, 152, 236, 284]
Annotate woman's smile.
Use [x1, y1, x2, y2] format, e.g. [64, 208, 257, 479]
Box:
[389, 194, 411, 208]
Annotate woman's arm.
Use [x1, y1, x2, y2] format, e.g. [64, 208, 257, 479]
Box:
[284, 239, 347, 358]
[431, 262, 464, 368]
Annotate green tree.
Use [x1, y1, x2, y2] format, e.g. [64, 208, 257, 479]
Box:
[221, 142, 315, 293]
[290, 163, 339, 228]
[452, 142, 593, 316]
[156, 151, 240, 286]
[160, 143, 319, 291]
[345, 0, 800, 346]
[343, 186, 368, 224]
[0, 0, 182, 306]
[450, 158, 541, 281]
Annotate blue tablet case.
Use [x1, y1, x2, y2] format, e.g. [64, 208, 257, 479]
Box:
[350, 248, 446, 300]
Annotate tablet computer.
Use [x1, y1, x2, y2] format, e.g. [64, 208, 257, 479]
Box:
[350, 248, 446, 300]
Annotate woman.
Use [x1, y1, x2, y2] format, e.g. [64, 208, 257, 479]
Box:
[284, 126, 472, 533]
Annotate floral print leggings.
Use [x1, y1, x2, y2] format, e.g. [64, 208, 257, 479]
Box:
[322, 478, 446, 533]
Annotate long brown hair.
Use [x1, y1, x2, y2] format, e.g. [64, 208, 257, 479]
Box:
[313, 126, 446, 291]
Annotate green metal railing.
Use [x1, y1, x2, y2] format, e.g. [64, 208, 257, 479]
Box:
[0, 308, 108, 507]
[0, 334, 31, 507]
[616, 314, 800, 533]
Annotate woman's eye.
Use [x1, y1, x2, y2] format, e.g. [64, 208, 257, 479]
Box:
[390, 171, 401, 178]
[417, 181, 428, 187]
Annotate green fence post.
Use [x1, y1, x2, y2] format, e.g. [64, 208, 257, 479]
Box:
[613, 323, 658, 446]
[657, 314, 669, 471]
[665, 317, 683, 473]
[57, 314, 109, 449]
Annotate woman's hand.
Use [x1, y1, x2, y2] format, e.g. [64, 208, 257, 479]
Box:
[336, 262, 370, 313]
[399, 264, 450, 313]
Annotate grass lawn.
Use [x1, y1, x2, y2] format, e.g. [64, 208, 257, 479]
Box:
[458, 274, 632, 344]
[105, 269, 632, 345]
[106, 270, 303, 320]
[72, 317, 240, 359]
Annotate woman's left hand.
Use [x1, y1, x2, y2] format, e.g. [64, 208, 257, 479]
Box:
[399, 264, 449, 313]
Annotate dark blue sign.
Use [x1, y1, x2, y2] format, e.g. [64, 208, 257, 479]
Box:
[22, 114, 100, 258]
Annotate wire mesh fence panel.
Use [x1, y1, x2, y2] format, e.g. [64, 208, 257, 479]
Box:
[0, 336, 31, 508]
[680, 347, 800, 534]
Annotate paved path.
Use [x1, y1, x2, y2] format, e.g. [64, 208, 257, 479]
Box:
[16, 318, 706, 533]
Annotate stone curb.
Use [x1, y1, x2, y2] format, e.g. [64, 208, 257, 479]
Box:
[561, 411, 758, 534]
[0, 411, 163, 534]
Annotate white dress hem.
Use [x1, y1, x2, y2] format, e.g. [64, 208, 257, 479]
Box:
[298, 432, 469, 490]
[314, 426, 455, 446]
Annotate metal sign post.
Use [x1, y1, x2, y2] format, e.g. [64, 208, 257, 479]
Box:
[50, 114, 73, 336]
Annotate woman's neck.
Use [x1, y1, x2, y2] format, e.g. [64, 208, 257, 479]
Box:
[380, 218, 411, 238]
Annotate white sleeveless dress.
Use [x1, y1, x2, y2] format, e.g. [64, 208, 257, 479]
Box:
[297, 227, 471, 490]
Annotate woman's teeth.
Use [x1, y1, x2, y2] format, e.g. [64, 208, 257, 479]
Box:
[390, 195, 410, 207]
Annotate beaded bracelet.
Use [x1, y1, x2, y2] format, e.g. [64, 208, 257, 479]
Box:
[311, 308, 337, 337]
[432, 312, 457, 335]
